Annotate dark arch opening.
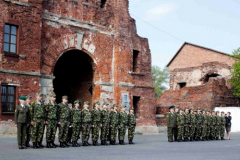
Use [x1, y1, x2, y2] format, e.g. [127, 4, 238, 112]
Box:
[202, 73, 220, 83]
[101, 0, 107, 8]
[53, 50, 94, 105]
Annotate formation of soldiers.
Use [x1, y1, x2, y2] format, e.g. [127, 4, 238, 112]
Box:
[14, 93, 136, 149]
[167, 106, 227, 142]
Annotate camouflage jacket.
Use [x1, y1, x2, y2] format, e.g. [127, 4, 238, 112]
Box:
[119, 111, 128, 126]
[221, 116, 226, 126]
[202, 114, 208, 125]
[57, 103, 71, 122]
[190, 113, 196, 126]
[128, 113, 136, 126]
[31, 101, 45, 120]
[110, 110, 119, 126]
[92, 108, 102, 123]
[71, 107, 82, 124]
[216, 115, 222, 126]
[45, 102, 58, 121]
[101, 109, 110, 124]
[195, 113, 202, 125]
[206, 115, 211, 126]
[177, 114, 185, 126]
[184, 113, 190, 125]
[210, 115, 216, 126]
[81, 108, 92, 123]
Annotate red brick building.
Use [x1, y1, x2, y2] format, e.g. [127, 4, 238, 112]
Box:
[156, 42, 239, 127]
[0, 0, 157, 133]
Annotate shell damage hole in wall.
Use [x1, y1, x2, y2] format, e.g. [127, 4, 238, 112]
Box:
[202, 73, 220, 83]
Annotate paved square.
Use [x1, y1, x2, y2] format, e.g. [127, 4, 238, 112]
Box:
[0, 133, 240, 160]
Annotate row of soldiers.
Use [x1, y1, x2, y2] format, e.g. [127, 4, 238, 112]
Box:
[167, 106, 226, 142]
[14, 93, 136, 149]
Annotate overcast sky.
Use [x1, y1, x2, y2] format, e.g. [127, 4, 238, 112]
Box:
[129, 0, 240, 69]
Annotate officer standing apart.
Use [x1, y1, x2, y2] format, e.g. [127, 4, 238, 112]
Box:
[109, 104, 120, 145]
[91, 101, 102, 146]
[31, 93, 45, 149]
[45, 93, 58, 148]
[166, 106, 177, 142]
[25, 95, 32, 148]
[128, 107, 136, 144]
[15, 96, 29, 149]
[118, 105, 128, 145]
[101, 103, 110, 145]
[81, 101, 92, 146]
[71, 100, 82, 147]
[58, 96, 71, 148]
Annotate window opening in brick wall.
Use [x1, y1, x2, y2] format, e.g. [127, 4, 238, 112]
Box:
[133, 96, 140, 118]
[4, 24, 18, 54]
[101, 0, 106, 8]
[1, 85, 16, 114]
[133, 50, 140, 72]
[178, 82, 186, 90]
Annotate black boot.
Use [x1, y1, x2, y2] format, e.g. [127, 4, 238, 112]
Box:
[92, 141, 96, 146]
[26, 142, 32, 148]
[83, 141, 87, 146]
[72, 141, 77, 147]
[184, 138, 189, 142]
[52, 141, 58, 147]
[202, 137, 205, 141]
[121, 140, 126, 145]
[60, 142, 65, 148]
[37, 142, 43, 149]
[216, 137, 219, 140]
[32, 142, 37, 149]
[49, 142, 56, 148]
[129, 140, 134, 144]
[101, 141, 105, 145]
[105, 141, 110, 145]
[47, 142, 50, 148]
[64, 142, 69, 147]
[95, 141, 100, 146]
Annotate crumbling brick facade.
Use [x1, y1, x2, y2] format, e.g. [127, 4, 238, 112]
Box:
[0, 0, 157, 131]
[156, 42, 239, 126]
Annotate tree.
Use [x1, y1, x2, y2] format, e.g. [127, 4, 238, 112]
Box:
[229, 47, 240, 97]
[151, 65, 170, 99]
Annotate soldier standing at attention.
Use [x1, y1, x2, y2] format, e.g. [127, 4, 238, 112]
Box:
[206, 110, 211, 141]
[81, 101, 92, 146]
[174, 107, 179, 141]
[15, 96, 29, 149]
[189, 108, 196, 141]
[101, 103, 110, 145]
[66, 103, 73, 145]
[195, 107, 203, 141]
[57, 96, 71, 148]
[215, 111, 221, 140]
[128, 107, 136, 144]
[166, 106, 177, 142]
[92, 101, 102, 146]
[25, 95, 32, 148]
[210, 111, 216, 140]
[201, 109, 208, 141]
[118, 105, 128, 145]
[45, 93, 58, 148]
[176, 108, 185, 142]
[220, 111, 226, 140]
[109, 104, 120, 145]
[71, 100, 82, 147]
[184, 107, 190, 141]
[31, 93, 45, 149]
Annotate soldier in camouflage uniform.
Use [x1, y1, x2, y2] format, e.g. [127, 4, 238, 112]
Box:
[31, 93, 45, 149]
[220, 111, 226, 140]
[57, 96, 71, 148]
[206, 110, 211, 141]
[81, 101, 92, 146]
[25, 95, 32, 148]
[118, 105, 128, 145]
[45, 93, 58, 148]
[128, 107, 136, 144]
[101, 103, 110, 145]
[201, 109, 208, 141]
[174, 107, 179, 141]
[91, 101, 102, 146]
[166, 106, 177, 142]
[109, 104, 120, 145]
[177, 108, 185, 142]
[189, 108, 196, 141]
[184, 107, 190, 141]
[215, 111, 221, 140]
[71, 100, 82, 147]
[195, 107, 203, 141]
[210, 111, 216, 140]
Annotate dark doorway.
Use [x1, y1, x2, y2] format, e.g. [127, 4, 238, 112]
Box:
[133, 96, 140, 118]
[178, 82, 186, 90]
[53, 50, 94, 105]
[202, 73, 220, 83]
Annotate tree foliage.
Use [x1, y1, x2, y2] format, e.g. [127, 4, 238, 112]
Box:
[151, 65, 170, 99]
[229, 47, 240, 97]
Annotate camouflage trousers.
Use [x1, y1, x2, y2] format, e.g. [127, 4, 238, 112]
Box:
[71, 123, 81, 142]
[215, 125, 220, 138]
[26, 124, 32, 143]
[110, 124, 118, 141]
[167, 127, 176, 141]
[32, 118, 44, 143]
[128, 125, 135, 141]
[220, 125, 225, 138]
[92, 122, 101, 142]
[195, 125, 202, 138]
[82, 123, 91, 142]
[189, 125, 195, 138]
[46, 120, 57, 142]
[58, 120, 69, 142]
[118, 124, 127, 141]
[184, 125, 190, 138]
[17, 123, 27, 147]
[210, 126, 216, 137]
[101, 123, 109, 141]
[201, 125, 207, 137]
[206, 125, 211, 137]
[177, 126, 184, 140]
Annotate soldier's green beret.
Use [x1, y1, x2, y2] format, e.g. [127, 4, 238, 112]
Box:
[36, 93, 43, 96]
[211, 110, 215, 113]
[19, 96, 26, 101]
[120, 105, 126, 109]
[206, 110, 209, 112]
[175, 107, 179, 109]
[185, 107, 189, 109]
[179, 108, 183, 111]
[221, 111, 225, 114]
[94, 101, 100, 105]
[216, 111, 220, 113]
[26, 95, 32, 99]
[129, 107, 134, 110]
[74, 100, 80, 104]
[84, 101, 90, 105]
[113, 104, 118, 107]
[103, 102, 109, 106]
[202, 109, 205, 111]
[50, 93, 56, 97]
[169, 106, 175, 109]
[62, 95, 68, 100]
[197, 107, 201, 110]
